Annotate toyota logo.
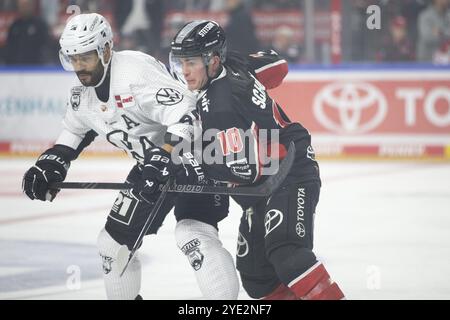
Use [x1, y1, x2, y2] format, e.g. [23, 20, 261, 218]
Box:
[264, 209, 283, 237]
[236, 232, 249, 257]
[296, 222, 305, 238]
[313, 82, 387, 133]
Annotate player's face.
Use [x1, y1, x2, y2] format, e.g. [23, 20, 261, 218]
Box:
[179, 56, 208, 90]
[69, 50, 104, 86]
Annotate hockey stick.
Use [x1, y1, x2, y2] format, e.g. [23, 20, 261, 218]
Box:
[51, 142, 296, 197]
[119, 177, 174, 277]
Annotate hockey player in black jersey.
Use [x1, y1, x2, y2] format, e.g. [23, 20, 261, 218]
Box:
[165, 20, 345, 300]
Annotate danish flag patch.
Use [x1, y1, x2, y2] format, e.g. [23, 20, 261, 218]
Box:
[114, 95, 135, 108]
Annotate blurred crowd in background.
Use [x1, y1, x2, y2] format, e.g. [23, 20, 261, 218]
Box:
[0, 0, 449, 66]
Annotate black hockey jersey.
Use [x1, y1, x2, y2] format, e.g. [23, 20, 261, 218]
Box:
[197, 50, 320, 187]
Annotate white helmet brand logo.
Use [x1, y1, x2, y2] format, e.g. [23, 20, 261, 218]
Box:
[264, 209, 283, 237]
[198, 22, 215, 37]
[313, 82, 387, 133]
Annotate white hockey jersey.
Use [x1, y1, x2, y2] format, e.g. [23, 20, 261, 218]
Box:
[56, 50, 197, 163]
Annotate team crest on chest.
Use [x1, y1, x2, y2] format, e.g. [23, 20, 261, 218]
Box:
[70, 86, 83, 111]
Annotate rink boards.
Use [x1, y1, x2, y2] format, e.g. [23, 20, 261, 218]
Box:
[1, 65, 449, 160]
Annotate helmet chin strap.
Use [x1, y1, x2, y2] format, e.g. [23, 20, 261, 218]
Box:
[200, 54, 222, 91]
[93, 50, 113, 88]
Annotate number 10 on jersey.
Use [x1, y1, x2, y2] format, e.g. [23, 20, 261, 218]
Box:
[216, 127, 244, 156]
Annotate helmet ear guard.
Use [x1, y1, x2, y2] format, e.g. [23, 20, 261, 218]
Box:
[200, 51, 216, 67]
[97, 41, 113, 66]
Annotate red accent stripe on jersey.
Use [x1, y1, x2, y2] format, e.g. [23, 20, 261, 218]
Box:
[114, 95, 123, 108]
[288, 262, 345, 300]
[267, 142, 287, 160]
[272, 101, 291, 128]
[255, 59, 288, 89]
[261, 284, 296, 300]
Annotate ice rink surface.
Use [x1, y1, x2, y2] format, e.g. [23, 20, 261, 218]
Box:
[1, 157, 449, 300]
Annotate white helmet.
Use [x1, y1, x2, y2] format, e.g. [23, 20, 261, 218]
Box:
[59, 13, 113, 71]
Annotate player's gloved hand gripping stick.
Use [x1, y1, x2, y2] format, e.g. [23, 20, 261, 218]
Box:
[51, 143, 296, 197]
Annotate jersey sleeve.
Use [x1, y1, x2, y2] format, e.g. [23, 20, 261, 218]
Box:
[55, 90, 95, 152]
[247, 50, 288, 89]
[130, 59, 196, 142]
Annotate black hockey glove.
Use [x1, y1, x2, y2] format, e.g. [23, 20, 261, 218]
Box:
[175, 151, 207, 185]
[132, 147, 177, 204]
[22, 146, 72, 201]
[132, 148, 208, 203]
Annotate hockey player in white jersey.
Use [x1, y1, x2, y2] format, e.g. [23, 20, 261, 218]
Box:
[22, 13, 239, 300]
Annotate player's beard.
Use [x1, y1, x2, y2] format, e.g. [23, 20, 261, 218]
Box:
[76, 60, 105, 87]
